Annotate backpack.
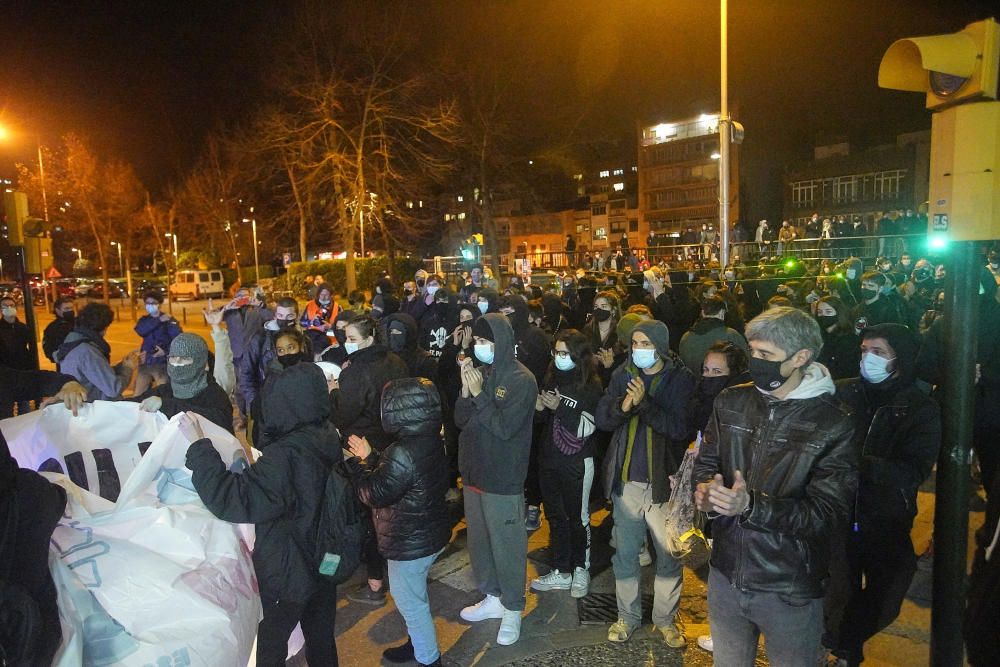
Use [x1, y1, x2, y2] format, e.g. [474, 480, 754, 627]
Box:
[313, 461, 364, 584]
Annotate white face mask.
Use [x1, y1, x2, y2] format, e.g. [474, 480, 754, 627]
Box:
[477, 301, 489, 314]
[426, 285, 439, 296]
[474, 342, 494, 364]
[846, 269, 857, 280]
[554, 355, 576, 371]
[145, 304, 159, 316]
[632, 348, 657, 369]
[2, 307, 16, 319]
[860, 352, 895, 384]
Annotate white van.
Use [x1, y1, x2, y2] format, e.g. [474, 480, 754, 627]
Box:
[170, 270, 225, 300]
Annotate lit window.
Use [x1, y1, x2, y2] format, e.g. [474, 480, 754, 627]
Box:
[458, 212, 466, 220]
[631, 166, 638, 172]
[599, 170, 610, 178]
[613, 182, 625, 192]
[457, 195, 464, 202]
[573, 174, 583, 181]
[406, 200, 414, 209]
[444, 214, 451, 221]
[613, 169, 624, 176]
[418, 200, 424, 208]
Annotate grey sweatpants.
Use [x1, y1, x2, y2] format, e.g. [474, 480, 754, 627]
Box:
[464, 490, 528, 611]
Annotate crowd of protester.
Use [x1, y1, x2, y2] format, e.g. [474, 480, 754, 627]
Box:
[3, 239, 1000, 667]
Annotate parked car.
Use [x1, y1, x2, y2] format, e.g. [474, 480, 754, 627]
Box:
[54, 278, 78, 298]
[169, 269, 225, 300]
[88, 279, 128, 299]
[135, 279, 167, 299]
[73, 278, 95, 297]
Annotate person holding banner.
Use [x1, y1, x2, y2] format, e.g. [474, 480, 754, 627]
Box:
[1, 370, 86, 665]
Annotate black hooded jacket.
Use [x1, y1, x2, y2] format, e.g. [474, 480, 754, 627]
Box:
[1, 371, 69, 665]
[384, 312, 438, 381]
[455, 314, 539, 494]
[329, 343, 408, 451]
[187, 363, 341, 604]
[506, 296, 552, 385]
[345, 378, 451, 561]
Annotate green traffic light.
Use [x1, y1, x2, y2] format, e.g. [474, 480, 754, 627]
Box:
[928, 233, 949, 251]
[785, 260, 795, 269]
[836, 272, 844, 279]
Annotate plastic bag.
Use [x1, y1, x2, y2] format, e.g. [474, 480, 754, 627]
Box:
[664, 442, 709, 564]
[3, 402, 261, 667]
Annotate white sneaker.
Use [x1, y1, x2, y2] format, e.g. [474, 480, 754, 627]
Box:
[531, 569, 572, 591]
[460, 594, 504, 622]
[570, 567, 590, 598]
[497, 608, 521, 645]
[697, 634, 714, 652]
[639, 545, 653, 567]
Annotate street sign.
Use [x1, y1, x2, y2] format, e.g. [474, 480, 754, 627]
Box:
[283, 252, 292, 268]
[46, 266, 62, 279]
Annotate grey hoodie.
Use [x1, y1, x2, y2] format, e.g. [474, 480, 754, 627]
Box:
[454, 313, 538, 494]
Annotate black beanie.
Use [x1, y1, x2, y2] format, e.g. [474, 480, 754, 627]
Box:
[473, 317, 495, 343]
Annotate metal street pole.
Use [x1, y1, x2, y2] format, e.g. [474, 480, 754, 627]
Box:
[251, 212, 260, 284]
[931, 240, 978, 666]
[718, 0, 730, 269]
[37, 140, 50, 224]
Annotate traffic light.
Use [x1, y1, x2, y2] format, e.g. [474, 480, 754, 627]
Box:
[878, 18, 1000, 241]
[879, 18, 999, 110]
[3, 190, 29, 246]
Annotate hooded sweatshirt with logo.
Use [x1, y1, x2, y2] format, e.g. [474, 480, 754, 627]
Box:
[454, 313, 538, 494]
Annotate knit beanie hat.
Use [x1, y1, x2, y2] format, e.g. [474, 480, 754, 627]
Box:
[616, 313, 646, 346]
[632, 320, 671, 360]
[168, 333, 209, 399]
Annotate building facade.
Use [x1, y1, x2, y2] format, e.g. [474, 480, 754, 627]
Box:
[637, 114, 739, 236]
[783, 131, 931, 226]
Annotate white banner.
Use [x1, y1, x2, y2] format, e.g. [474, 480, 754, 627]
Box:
[2, 402, 262, 667]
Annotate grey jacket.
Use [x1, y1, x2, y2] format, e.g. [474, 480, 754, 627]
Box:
[55, 332, 131, 401]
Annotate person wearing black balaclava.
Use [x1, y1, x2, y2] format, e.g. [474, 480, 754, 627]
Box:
[825, 324, 940, 666]
[540, 292, 570, 338]
[132, 332, 235, 434]
[385, 312, 438, 382]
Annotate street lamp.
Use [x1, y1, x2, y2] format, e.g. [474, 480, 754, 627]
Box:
[164, 232, 179, 260]
[250, 206, 259, 284]
[71, 247, 82, 260]
[111, 241, 123, 277]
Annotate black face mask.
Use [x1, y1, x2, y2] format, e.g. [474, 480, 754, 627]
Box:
[277, 352, 307, 368]
[59, 311, 75, 324]
[697, 375, 730, 400]
[276, 319, 296, 330]
[334, 329, 347, 345]
[416, 279, 426, 288]
[388, 334, 406, 353]
[592, 308, 612, 322]
[816, 315, 839, 331]
[861, 288, 878, 301]
[749, 356, 788, 392]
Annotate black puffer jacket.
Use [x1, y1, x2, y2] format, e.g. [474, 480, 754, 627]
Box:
[694, 369, 857, 598]
[329, 343, 408, 451]
[346, 378, 451, 561]
[187, 363, 340, 604]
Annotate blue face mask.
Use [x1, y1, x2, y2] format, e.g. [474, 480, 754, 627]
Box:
[145, 304, 159, 316]
[632, 348, 657, 369]
[344, 342, 359, 356]
[554, 355, 576, 371]
[474, 342, 494, 364]
[477, 301, 489, 314]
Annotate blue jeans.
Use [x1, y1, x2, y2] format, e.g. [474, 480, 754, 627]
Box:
[387, 549, 443, 665]
[708, 567, 824, 666]
[611, 481, 683, 629]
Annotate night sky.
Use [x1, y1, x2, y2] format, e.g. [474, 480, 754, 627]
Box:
[1, 0, 997, 221]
